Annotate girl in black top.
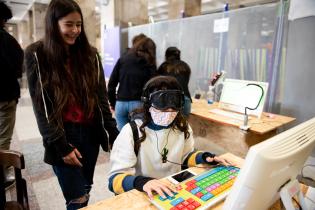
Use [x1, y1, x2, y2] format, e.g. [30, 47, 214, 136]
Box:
[24, 0, 119, 209]
[108, 37, 157, 130]
[158, 47, 192, 117]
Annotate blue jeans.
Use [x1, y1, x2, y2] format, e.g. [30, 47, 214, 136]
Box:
[115, 100, 142, 130]
[53, 123, 99, 210]
[182, 96, 192, 117]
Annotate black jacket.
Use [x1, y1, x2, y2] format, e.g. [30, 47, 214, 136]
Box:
[0, 28, 23, 102]
[107, 52, 156, 108]
[24, 41, 119, 165]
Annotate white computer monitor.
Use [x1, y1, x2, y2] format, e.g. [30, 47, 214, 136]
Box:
[219, 79, 269, 118]
[223, 117, 315, 210]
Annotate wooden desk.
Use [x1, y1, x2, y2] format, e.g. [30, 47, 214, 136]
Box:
[82, 152, 308, 210]
[189, 99, 295, 157]
[81, 153, 243, 210]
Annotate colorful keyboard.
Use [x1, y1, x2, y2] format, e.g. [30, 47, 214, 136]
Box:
[151, 166, 240, 210]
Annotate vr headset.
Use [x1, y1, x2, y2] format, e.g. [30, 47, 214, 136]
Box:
[143, 90, 184, 111]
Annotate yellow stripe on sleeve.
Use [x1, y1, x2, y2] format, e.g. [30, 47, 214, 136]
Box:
[112, 173, 130, 194]
[187, 151, 203, 167]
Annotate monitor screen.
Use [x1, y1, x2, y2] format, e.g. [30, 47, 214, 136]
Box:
[223, 117, 315, 210]
[219, 79, 269, 118]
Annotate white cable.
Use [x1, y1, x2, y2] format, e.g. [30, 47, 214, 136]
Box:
[34, 52, 49, 123]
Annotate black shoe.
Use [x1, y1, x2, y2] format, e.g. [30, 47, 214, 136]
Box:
[4, 177, 15, 190]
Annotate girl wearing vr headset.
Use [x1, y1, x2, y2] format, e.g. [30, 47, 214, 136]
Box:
[108, 76, 231, 199]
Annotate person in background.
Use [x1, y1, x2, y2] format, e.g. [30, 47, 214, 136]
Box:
[132, 33, 147, 46]
[0, 1, 24, 188]
[108, 36, 156, 130]
[157, 47, 192, 117]
[108, 76, 231, 198]
[123, 33, 147, 53]
[24, 0, 119, 209]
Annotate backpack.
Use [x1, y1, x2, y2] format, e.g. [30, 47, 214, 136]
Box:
[129, 121, 140, 156]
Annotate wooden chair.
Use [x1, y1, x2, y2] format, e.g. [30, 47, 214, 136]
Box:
[0, 150, 29, 210]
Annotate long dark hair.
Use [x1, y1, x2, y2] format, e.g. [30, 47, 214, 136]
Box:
[131, 33, 147, 46]
[132, 76, 190, 151]
[131, 37, 156, 67]
[40, 0, 98, 126]
[165, 47, 180, 61]
[158, 46, 190, 76]
[158, 60, 191, 77]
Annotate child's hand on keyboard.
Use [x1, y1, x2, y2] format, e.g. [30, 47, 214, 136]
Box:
[211, 156, 234, 166]
[202, 152, 234, 166]
[143, 179, 177, 200]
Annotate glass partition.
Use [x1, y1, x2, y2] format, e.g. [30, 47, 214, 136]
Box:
[128, 2, 288, 113]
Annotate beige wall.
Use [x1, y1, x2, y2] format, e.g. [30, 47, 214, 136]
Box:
[168, 0, 201, 19]
[76, 0, 98, 48]
[32, 3, 47, 41]
[17, 20, 32, 49]
[114, 0, 148, 27]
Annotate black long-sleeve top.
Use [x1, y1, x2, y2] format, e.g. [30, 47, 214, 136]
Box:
[107, 52, 156, 108]
[0, 28, 24, 102]
[24, 41, 119, 165]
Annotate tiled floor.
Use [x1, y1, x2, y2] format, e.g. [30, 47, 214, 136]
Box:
[10, 89, 115, 210]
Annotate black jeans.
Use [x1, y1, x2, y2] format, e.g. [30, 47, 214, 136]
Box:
[52, 122, 100, 210]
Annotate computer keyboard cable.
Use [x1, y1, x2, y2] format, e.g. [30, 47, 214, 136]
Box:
[297, 164, 315, 188]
